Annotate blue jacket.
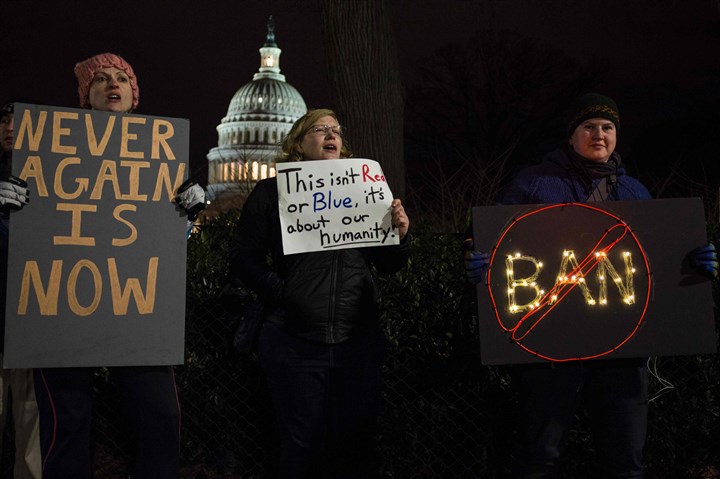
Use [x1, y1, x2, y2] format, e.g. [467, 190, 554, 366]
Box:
[498, 148, 651, 204]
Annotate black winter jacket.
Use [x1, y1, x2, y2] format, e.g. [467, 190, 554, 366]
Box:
[230, 177, 410, 344]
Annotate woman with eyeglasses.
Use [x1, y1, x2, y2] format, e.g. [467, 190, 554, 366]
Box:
[231, 108, 410, 478]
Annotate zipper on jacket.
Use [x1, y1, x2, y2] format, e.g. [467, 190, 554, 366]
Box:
[327, 250, 340, 343]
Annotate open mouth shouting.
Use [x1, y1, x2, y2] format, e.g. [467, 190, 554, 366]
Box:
[87, 67, 134, 112]
[320, 142, 341, 159]
[300, 116, 344, 160]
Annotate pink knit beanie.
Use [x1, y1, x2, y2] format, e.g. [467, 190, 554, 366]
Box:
[74, 53, 139, 110]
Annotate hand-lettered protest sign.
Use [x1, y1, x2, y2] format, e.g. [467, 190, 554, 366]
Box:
[276, 159, 398, 255]
[472, 199, 716, 365]
[3, 103, 189, 368]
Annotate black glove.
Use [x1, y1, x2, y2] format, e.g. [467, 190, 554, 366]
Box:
[688, 244, 718, 279]
[175, 178, 206, 221]
[0, 176, 30, 212]
[463, 238, 490, 284]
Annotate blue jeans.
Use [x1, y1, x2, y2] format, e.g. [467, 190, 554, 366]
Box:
[511, 359, 648, 479]
[259, 322, 385, 479]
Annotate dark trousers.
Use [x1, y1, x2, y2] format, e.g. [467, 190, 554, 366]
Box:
[259, 322, 385, 479]
[511, 360, 648, 479]
[33, 366, 181, 479]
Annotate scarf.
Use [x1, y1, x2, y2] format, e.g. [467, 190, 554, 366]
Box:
[565, 146, 621, 200]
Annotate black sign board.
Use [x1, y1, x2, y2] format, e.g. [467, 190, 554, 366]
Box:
[472, 199, 716, 365]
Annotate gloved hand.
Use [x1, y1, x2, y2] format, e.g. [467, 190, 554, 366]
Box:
[0, 176, 30, 212]
[688, 243, 718, 279]
[463, 238, 490, 284]
[175, 178, 206, 221]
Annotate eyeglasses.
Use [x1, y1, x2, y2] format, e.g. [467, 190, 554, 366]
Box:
[306, 124, 343, 137]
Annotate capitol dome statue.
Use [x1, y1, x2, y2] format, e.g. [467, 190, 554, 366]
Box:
[206, 16, 307, 202]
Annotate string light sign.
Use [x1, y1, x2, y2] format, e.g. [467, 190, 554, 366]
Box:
[471, 199, 716, 365]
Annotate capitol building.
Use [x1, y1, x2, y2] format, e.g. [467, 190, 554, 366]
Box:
[206, 17, 307, 203]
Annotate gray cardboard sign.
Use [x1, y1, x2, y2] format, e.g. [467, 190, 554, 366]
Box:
[4, 103, 189, 367]
[471, 199, 717, 365]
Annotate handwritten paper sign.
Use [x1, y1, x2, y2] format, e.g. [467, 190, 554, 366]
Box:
[4, 103, 189, 368]
[276, 158, 398, 255]
[471, 199, 716, 365]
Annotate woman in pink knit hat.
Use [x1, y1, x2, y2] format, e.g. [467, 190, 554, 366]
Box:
[32, 53, 182, 479]
[73, 52, 140, 112]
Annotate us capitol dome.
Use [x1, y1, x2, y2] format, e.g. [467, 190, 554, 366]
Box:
[206, 16, 307, 202]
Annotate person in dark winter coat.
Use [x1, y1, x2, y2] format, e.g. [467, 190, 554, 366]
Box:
[498, 94, 649, 479]
[31, 52, 195, 479]
[0, 101, 40, 479]
[465, 93, 716, 478]
[231, 108, 410, 479]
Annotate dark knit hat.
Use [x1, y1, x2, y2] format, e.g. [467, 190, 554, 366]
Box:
[566, 93, 619, 137]
[0, 102, 12, 120]
[74, 53, 139, 110]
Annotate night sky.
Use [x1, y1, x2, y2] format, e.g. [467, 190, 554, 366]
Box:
[3, 0, 720, 187]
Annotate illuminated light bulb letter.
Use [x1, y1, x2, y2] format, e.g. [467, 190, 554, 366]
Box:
[506, 254, 543, 313]
[552, 250, 595, 305]
[596, 251, 636, 305]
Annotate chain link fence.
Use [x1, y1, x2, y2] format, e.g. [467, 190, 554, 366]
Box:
[88, 221, 719, 478]
[2, 224, 718, 479]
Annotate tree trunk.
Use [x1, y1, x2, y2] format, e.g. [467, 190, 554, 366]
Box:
[322, 0, 406, 198]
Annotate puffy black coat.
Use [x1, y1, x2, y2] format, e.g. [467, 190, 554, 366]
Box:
[231, 177, 410, 344]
